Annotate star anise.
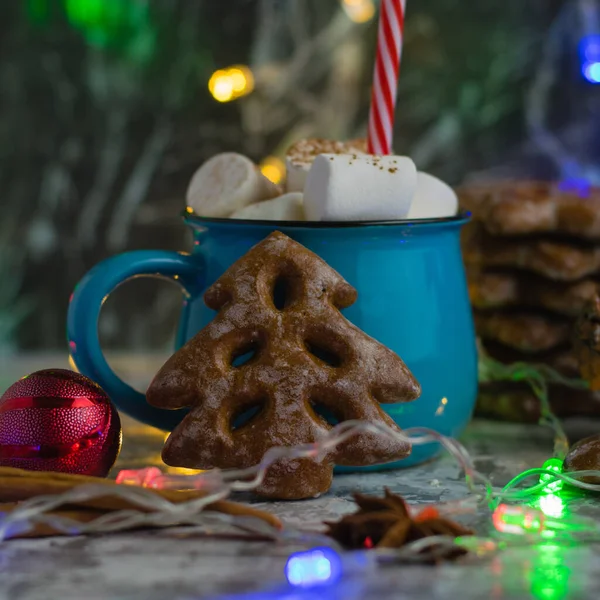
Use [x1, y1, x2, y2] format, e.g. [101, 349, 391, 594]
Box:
[325, 489, 473, 563]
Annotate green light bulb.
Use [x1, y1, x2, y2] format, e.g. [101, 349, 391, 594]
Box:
[537, 494, 567, 519]
[539, 458, 564, 494]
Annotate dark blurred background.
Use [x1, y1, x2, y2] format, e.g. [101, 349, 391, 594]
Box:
[0, 0, 596, 354]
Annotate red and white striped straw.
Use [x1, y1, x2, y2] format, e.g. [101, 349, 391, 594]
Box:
[367, 0, 406, 156]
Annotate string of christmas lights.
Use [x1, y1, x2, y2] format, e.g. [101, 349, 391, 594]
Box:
[1, 357, 598, 590]
[2, 417, 600, 545]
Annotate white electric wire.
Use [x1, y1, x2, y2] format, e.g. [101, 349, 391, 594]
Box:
[3, 418, 600, 544]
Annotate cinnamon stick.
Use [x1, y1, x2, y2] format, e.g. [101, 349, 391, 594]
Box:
[0, 503, 104, 538]
[0, 467, 281, 530]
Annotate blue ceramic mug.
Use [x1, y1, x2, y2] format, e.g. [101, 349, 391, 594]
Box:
[67, 213, 477, 468]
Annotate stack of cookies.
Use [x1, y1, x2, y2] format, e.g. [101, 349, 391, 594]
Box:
[459, 181, 600, 422]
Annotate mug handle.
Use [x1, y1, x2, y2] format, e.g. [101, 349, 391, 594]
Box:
[67, 250, 206, 431]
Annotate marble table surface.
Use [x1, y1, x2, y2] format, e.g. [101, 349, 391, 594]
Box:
[1, 354, 600, 600]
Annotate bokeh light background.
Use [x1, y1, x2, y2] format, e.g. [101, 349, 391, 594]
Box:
[0, 0, 595, 355]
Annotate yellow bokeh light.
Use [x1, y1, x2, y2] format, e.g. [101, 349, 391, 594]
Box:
[229, 66, 255, 94]
[342, 0, 376, 23]
[435, 397, 448, 416]
[209, 65, 254, 103]
[260, 156, 285, 185]
[209, 70, 235, 102]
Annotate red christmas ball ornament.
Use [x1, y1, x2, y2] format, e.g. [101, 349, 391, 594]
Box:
[0, 369, 122, 477]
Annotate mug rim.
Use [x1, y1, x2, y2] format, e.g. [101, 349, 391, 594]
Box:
[183, 210, 471, 229]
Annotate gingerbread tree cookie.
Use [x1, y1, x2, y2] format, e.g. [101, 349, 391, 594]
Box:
[147, 232, 421, 499]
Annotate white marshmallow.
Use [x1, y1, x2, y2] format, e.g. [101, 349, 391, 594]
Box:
[230, 193, 305, 221]
[408, 172, 459, 219]
[285, 138, 368, 193]
[187, 153, 281, 218]
[304, 154, 417, 222]
[285, 157, 311, 193]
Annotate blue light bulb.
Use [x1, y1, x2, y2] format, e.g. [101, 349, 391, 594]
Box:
[580, 35, 600, 63]
[579, 35, 600, 83]
[285, 547, 343, 588]
[583, 61, 600, 84]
